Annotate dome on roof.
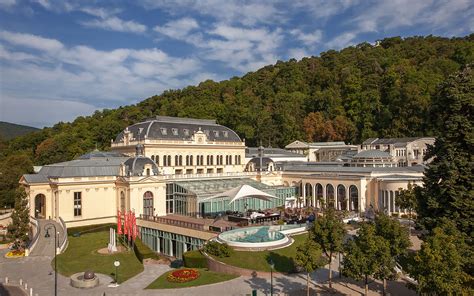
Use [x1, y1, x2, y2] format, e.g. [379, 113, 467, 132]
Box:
[124, 156, 159, 176]
[353, 150, 392, 159]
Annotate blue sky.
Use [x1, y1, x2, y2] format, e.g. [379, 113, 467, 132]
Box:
[0, 0, 473, 128]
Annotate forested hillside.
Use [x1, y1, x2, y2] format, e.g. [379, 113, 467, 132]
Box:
[0, 122, 39, 141]
[0, 35, 473, 206]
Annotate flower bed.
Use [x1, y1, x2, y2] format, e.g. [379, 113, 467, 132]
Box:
[5, 250, 25, 258]
[167, 269, 200, 283]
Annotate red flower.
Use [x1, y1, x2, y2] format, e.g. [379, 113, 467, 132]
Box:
[167, 269, 200, 283]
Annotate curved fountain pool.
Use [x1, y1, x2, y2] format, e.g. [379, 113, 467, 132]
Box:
[216, 226, 296, 250]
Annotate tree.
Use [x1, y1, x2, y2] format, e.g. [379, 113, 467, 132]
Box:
[0, 153, 34, 207]
[410, 222, 472, 295]
[7, 187, 30, 251]
[374, 213, 411, 294]
[416, 66, 473, 237]
[295, 238, 325, 296]
[309, 208, 346, 289]
[342, 223, 393, 296]
[396, 183, 418, 222]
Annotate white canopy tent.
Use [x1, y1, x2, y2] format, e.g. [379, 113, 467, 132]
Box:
[201, 184, 277, 204]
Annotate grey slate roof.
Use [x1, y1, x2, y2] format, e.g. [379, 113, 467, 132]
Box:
[281, 163, 425, 174]
[245, 147, 303, 158]
[124, 156, 159, 176]
[22, 174, 50, 183]
[362, 137, 431, 145]
[353, 150, 392, 159]
[115, 116, 242, 143]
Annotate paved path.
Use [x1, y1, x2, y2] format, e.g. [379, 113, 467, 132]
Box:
[0, 247, 416, 296]
[29, 219, 65, 257]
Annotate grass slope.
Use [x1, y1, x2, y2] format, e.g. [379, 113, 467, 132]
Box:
[214, 233, 308, 273]
[146, 268, 238, 289]
[55, 231, 143, 283]
[0, 121, 38, 140]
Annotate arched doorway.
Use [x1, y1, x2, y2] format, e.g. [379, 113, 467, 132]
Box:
[315, 183, 323, 208]
[143, 191, 154, 218]
[349, 185, 359, 212]
[337, 185, 346, 211]
[35, 194, 46, 218]
[326, 184, 334, 208]
[305, 183, 313, 206]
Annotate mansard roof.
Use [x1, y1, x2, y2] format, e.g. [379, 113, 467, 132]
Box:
[114, 116, 242, 143]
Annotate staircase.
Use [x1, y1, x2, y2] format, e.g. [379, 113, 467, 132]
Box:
[28, 219, 66, 257]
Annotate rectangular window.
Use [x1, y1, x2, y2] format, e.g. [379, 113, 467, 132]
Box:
[74, 192, 82, 216]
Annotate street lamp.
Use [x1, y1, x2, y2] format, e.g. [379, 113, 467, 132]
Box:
[44, 223, 58, 296]
[269, 258, 275, 296]
[114, 260, 121, 284]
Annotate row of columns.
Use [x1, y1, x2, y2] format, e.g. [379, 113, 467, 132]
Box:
[380, 190, 406, 215]
[299, 183, 359, 212]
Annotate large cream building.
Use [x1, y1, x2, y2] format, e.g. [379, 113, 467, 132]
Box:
[20, 116, 427, 259]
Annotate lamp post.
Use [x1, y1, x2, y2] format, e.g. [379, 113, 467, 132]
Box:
[114, 260, 121, 284]
[269, 258, 275, 296]
[44, 223, 58, 296]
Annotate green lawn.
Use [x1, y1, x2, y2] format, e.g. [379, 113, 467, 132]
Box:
[55, 231, 144, 283]
[213, 233, 309, 273]
[146, 268, 238, 289]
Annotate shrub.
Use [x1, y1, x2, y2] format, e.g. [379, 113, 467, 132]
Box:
[204, 241, 233, 258]
[67, 223, 116, 236]
[133, 237, 160, 263]
[183, 250, 208, 268]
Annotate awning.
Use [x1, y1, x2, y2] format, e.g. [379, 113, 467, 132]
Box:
[201, 184, 277, 204]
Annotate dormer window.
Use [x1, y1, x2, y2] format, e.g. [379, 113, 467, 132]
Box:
[223, 131, 228, 137]
[183, 129, 189, 136]
[204, 130, 210, 137]
[160, 128, 167, 135]
[213, 131, 219, 137]
[172, 128, 178, 135]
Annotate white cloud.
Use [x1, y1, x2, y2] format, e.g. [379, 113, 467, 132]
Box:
[0, 96, 98, 128]
[0, 30, 64, 52]
[81, 16, 147, 34]
[140, 0, 283, 26]
[0, 30, 207, 127]
[326, 32, 357, 49]
[288, 48, 310, 60]
[0, 0, 16, 9]
[154, 18, 199, 39]
[290, 29, 322, 47]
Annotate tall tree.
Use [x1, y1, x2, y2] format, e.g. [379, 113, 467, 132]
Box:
[295, 238, 325, 296]
[7, 187, 30, 251]
[416, 66, 473, 236]
[309, 208, 346, 289]
[396, 183, 418, 222]
[410, 221, 472, 295]
[374, 213, 411, 294]
[342, 223, 393, 296]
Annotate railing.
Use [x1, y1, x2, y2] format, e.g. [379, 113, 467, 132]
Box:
[25, 217, 40, 257]
[162, 171, 258, 180]
[111, 139, 245, 147]
[58, 217, 68, 253]
[139, 214, 204, 231]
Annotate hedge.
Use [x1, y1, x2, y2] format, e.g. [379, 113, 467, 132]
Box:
[183, 250, 208, 268]
[67, 223, 116, 236]
[133, 237, 160, 263]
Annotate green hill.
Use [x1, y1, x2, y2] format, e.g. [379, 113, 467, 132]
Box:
[0, 34, 473, 206]
[0, 121, 39, 140]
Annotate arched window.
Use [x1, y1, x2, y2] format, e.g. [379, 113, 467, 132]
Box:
[143, 191, 154, 217]
[326, 184, 335, 208]
[349, 185, 358, 212]
[175, 155, 179, 166]
[167, 155, 171, 166]
[151, 155, 155, 162]
[337, 185, 346, 211]
[190, 155, 193, 166]
[179, 155, 183, 166]
[34, 194, 46, 218]
[146, 168, 150, 176]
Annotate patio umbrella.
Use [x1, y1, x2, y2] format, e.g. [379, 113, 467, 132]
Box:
[201, 184, 277, 204]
